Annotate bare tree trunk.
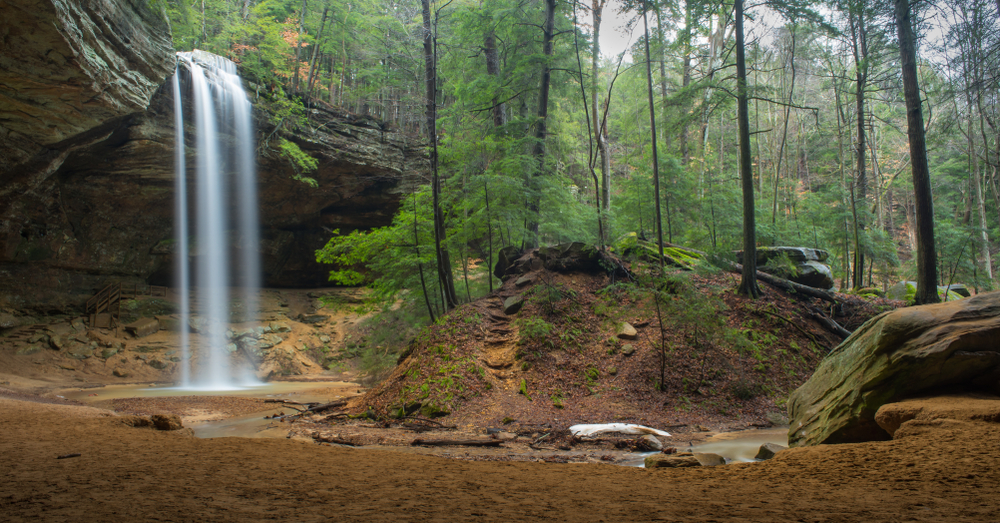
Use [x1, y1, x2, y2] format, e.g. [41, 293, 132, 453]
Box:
[895, 0, 939, 304]
[484, 31, 506, 127]
[771, 26, 796, 226]
[306, 6, 329, 99]
[735, 0, 760, 298]
[422, 0, 457, 310]
[679, 0, 693, 165]
[527, 0, 557, 247]
[849, 8, 869, 290]
[592, 0, 611, 214]
[293, 0, 309, 93]
[642, 0, 665, 268]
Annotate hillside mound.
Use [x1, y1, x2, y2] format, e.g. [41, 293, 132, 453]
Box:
[347, 254, 895, 432]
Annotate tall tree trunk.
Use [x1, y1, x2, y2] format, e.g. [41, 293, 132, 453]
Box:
[735, 0, 760, 298]
[895, 0, 939, 304]
[771, 25, 796, 226]
[422, 0, 458, 310]
[653, 6, 672, 241]
[306, 6, 329, 99]
[527, 0, 557, 247]
[484, 31, 506, 127]
[592, 0, 611, 214]
[642, 0, 665, 268]
[679, 0, 693, 165]
[850, 8, 869, 290]
[293, 0, 309, 93]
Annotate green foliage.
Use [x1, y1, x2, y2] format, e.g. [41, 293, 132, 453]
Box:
[513, 317, 554, 345]
[277, 138, 318, 187]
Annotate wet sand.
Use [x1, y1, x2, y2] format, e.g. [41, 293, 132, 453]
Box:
[2, 395, 999, 522]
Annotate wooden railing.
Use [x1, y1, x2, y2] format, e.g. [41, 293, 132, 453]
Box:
[85, 283, 167, 331]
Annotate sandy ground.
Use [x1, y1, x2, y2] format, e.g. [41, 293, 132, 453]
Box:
[2, 394, 999, 522]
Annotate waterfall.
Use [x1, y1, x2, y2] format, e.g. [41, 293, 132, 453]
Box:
[171, 73, 191, 387]
[172, 50, 261, 390]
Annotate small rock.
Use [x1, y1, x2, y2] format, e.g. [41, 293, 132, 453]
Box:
[503, 295, 524, 315]
[694, 453, 726, 466]
[645, 454, 700, 468]
[639, 434, 663, 451]
[299, 314, 328, 325]
[67, 346, 93, 360]
[621, 344, 635, 356]
[49, 335, 66, 351]
[147, 359, 169, 370]
[150, 414, 183, 431]
[0, 312, 19, 329]
[319, 335, 331, 343]
[16, 345, 41, 355]
[514, 275, 534, 287]
[616, 322, 638, 340]
[755, 442, 787, 460]
[269, 321, 292, 333]
[112, 369, 129, 378]
[70, 318, 86, 331]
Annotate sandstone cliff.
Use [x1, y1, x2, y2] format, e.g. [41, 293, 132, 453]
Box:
[0, 1, 425, 313]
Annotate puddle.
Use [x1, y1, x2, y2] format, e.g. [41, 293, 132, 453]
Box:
[60, 381, 359, 439]
[60, 381, 357, 403]
[689, 427, 788, 462]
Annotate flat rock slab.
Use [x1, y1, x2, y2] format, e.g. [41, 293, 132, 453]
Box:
[788, 291, 1000, 447]
[875, 395, 1000, 438]
[124, 318, 159, 338]
[645, 453, 701, 468]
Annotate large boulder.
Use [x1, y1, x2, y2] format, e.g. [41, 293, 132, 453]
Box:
[537, 242, 602, 273]
[737, 247, 834, 289]
[886, 281, 965, 304]
[787, 291, 1000, 447]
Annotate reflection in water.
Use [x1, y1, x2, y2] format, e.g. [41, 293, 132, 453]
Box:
[691, 428, 788, 462]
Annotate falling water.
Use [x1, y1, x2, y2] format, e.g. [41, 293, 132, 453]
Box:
[172, 50, 261, 390]
[172, 73, 191, 387]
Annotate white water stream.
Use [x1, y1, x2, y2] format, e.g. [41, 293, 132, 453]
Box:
[172, 50, 261, 390]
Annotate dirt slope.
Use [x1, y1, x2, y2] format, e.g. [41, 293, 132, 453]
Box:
[350, 265, 895, 433]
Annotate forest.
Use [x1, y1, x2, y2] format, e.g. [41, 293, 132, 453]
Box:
[156, 0, 1000, 315]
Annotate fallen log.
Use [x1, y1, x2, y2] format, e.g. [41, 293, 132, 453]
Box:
[808, 307, 853, 341]
[738, 263, 839, 303]
[270, 400, 348, 421]
[410, 438, 503, 447]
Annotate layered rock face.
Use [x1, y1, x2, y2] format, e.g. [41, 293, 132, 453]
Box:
[0, 0, 175, 171]
[0, 2, 425, 313]
[787, 291, 1000, 447]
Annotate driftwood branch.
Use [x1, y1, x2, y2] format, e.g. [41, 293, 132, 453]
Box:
[410, 438, 503, 447]
[270, 399, 348, 421]
[311, 432, 358, 446]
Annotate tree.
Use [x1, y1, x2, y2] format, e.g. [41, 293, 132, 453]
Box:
[641, 0, 666, 268]
[422, 0, 459, 310]
[527, 0, 558, 247]
[894, 0, 938, 303]
[735, 0, 761, 298]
